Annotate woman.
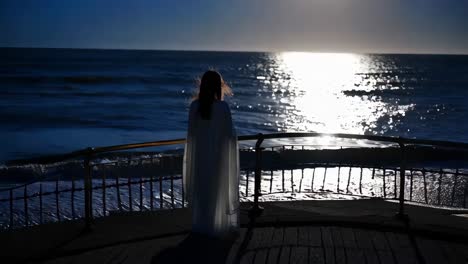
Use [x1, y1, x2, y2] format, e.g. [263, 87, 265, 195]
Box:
[183, 70, 239, 237]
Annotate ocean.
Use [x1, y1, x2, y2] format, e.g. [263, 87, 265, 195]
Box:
[1, 48, 468, 162]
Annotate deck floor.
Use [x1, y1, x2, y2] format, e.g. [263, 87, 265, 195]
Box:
[235, 226, 468, 264]
[2, 199, 468, 264]
[41, 225, 468, 264]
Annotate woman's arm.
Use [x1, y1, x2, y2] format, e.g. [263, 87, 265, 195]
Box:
[221, 101, 236, 137]
[183, 101, 197, 204]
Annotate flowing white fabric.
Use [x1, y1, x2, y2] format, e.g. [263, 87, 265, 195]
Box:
[183, 100, 240, 236]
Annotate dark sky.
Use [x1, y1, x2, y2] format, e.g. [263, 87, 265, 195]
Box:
[1, 0, 467, 54]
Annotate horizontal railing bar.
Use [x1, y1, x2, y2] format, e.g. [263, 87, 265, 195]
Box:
[267, 145, 356, 149]
[261, 190, 389, 199]
[249, 132, 400, 144]
[92, 138, 186, 154]
[7, 132, 468, 167]
[253, 132, 468, 149]
[242, 189, 389, 200]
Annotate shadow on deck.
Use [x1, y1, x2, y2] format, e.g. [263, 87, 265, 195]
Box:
[2, 199, 468, 263]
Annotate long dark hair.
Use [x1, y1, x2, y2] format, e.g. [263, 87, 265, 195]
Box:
[194, 70, 231, 119]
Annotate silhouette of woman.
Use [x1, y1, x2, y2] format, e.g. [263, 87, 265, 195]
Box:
[183, 70, 239, 237]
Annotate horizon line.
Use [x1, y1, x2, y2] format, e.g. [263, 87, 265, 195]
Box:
[1, 45, 468, 56]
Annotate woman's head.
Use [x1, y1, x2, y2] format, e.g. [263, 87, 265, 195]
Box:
[195, 70, 231, 119]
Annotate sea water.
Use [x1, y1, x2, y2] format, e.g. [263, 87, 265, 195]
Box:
[1, 48, 468, 162]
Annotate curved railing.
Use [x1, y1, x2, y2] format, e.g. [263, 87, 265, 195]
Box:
[237, 133, 468, 217]
[1, 132, 468, 230]
[7, 132, 468, 166]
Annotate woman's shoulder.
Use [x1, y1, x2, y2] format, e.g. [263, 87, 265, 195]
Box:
[213, 100, 230, 111]
[190, 99, 199, 109]
[213, 100, 229, 107]
[189, 99, 230, 113]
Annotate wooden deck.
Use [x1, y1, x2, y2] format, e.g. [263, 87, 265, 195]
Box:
[33, 225, 468, 264]
[235, 225, 468, 264]
[2, 199, 468, 263]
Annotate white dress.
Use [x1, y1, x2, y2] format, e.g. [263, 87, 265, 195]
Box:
[183, 100, 240, 236]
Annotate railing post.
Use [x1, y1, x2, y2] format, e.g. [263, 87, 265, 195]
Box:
[249, 133, 264, 217]
[84, 147, 94, 230]
[397, 142, 408, 221]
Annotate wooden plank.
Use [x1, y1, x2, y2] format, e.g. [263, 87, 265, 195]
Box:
[321, 227, 335, 264]
[284, 227, 297, 246]
[353, 229, 380, 264]
[449, 242, 468, 264]
[385, 232, 418, 264]
[308, 226, 322, 247]
[122, 238, 156, 264]
[248, 227, 274, 250]
[297, 226, 308, 246]
[340, 228, 357, 249]
[48, 242, 129, 264]
[267, 227, 284, 264]
[240, 251, 255, 264]
[309, 247, 325, 264]
[330, 227, 346, 264]
[91, 244, 130, 264]
[308, 227, 325, 264]
[345, 248, 366, 264]
[394, 232, 412, 248]
[340, 228, 366, 264]
[370, 231, 395, 264]
[251, 227, 275, 264]
[278, 245, 290, 264]
[352, 229, 373, 250]
[415, 237, 446, 264]
[290, 247, 308, 264]
[395, 232, 419, 264]
[143, 234, 192, 263]
[278, 227, 296, 264]
[226, 228, 248, 264]
[254, 250, 269, 264]
[367, 231, 384, 252]
[440, 242, 465, 264]
[291, 227, 310, 264]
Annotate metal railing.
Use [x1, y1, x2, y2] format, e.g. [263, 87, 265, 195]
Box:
[1, 132, 468, 230]
[245, 133, 468, 217]
[1, 139, 187, 230]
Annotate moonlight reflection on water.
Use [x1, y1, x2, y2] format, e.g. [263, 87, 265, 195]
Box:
[251, 53, 413, 135]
